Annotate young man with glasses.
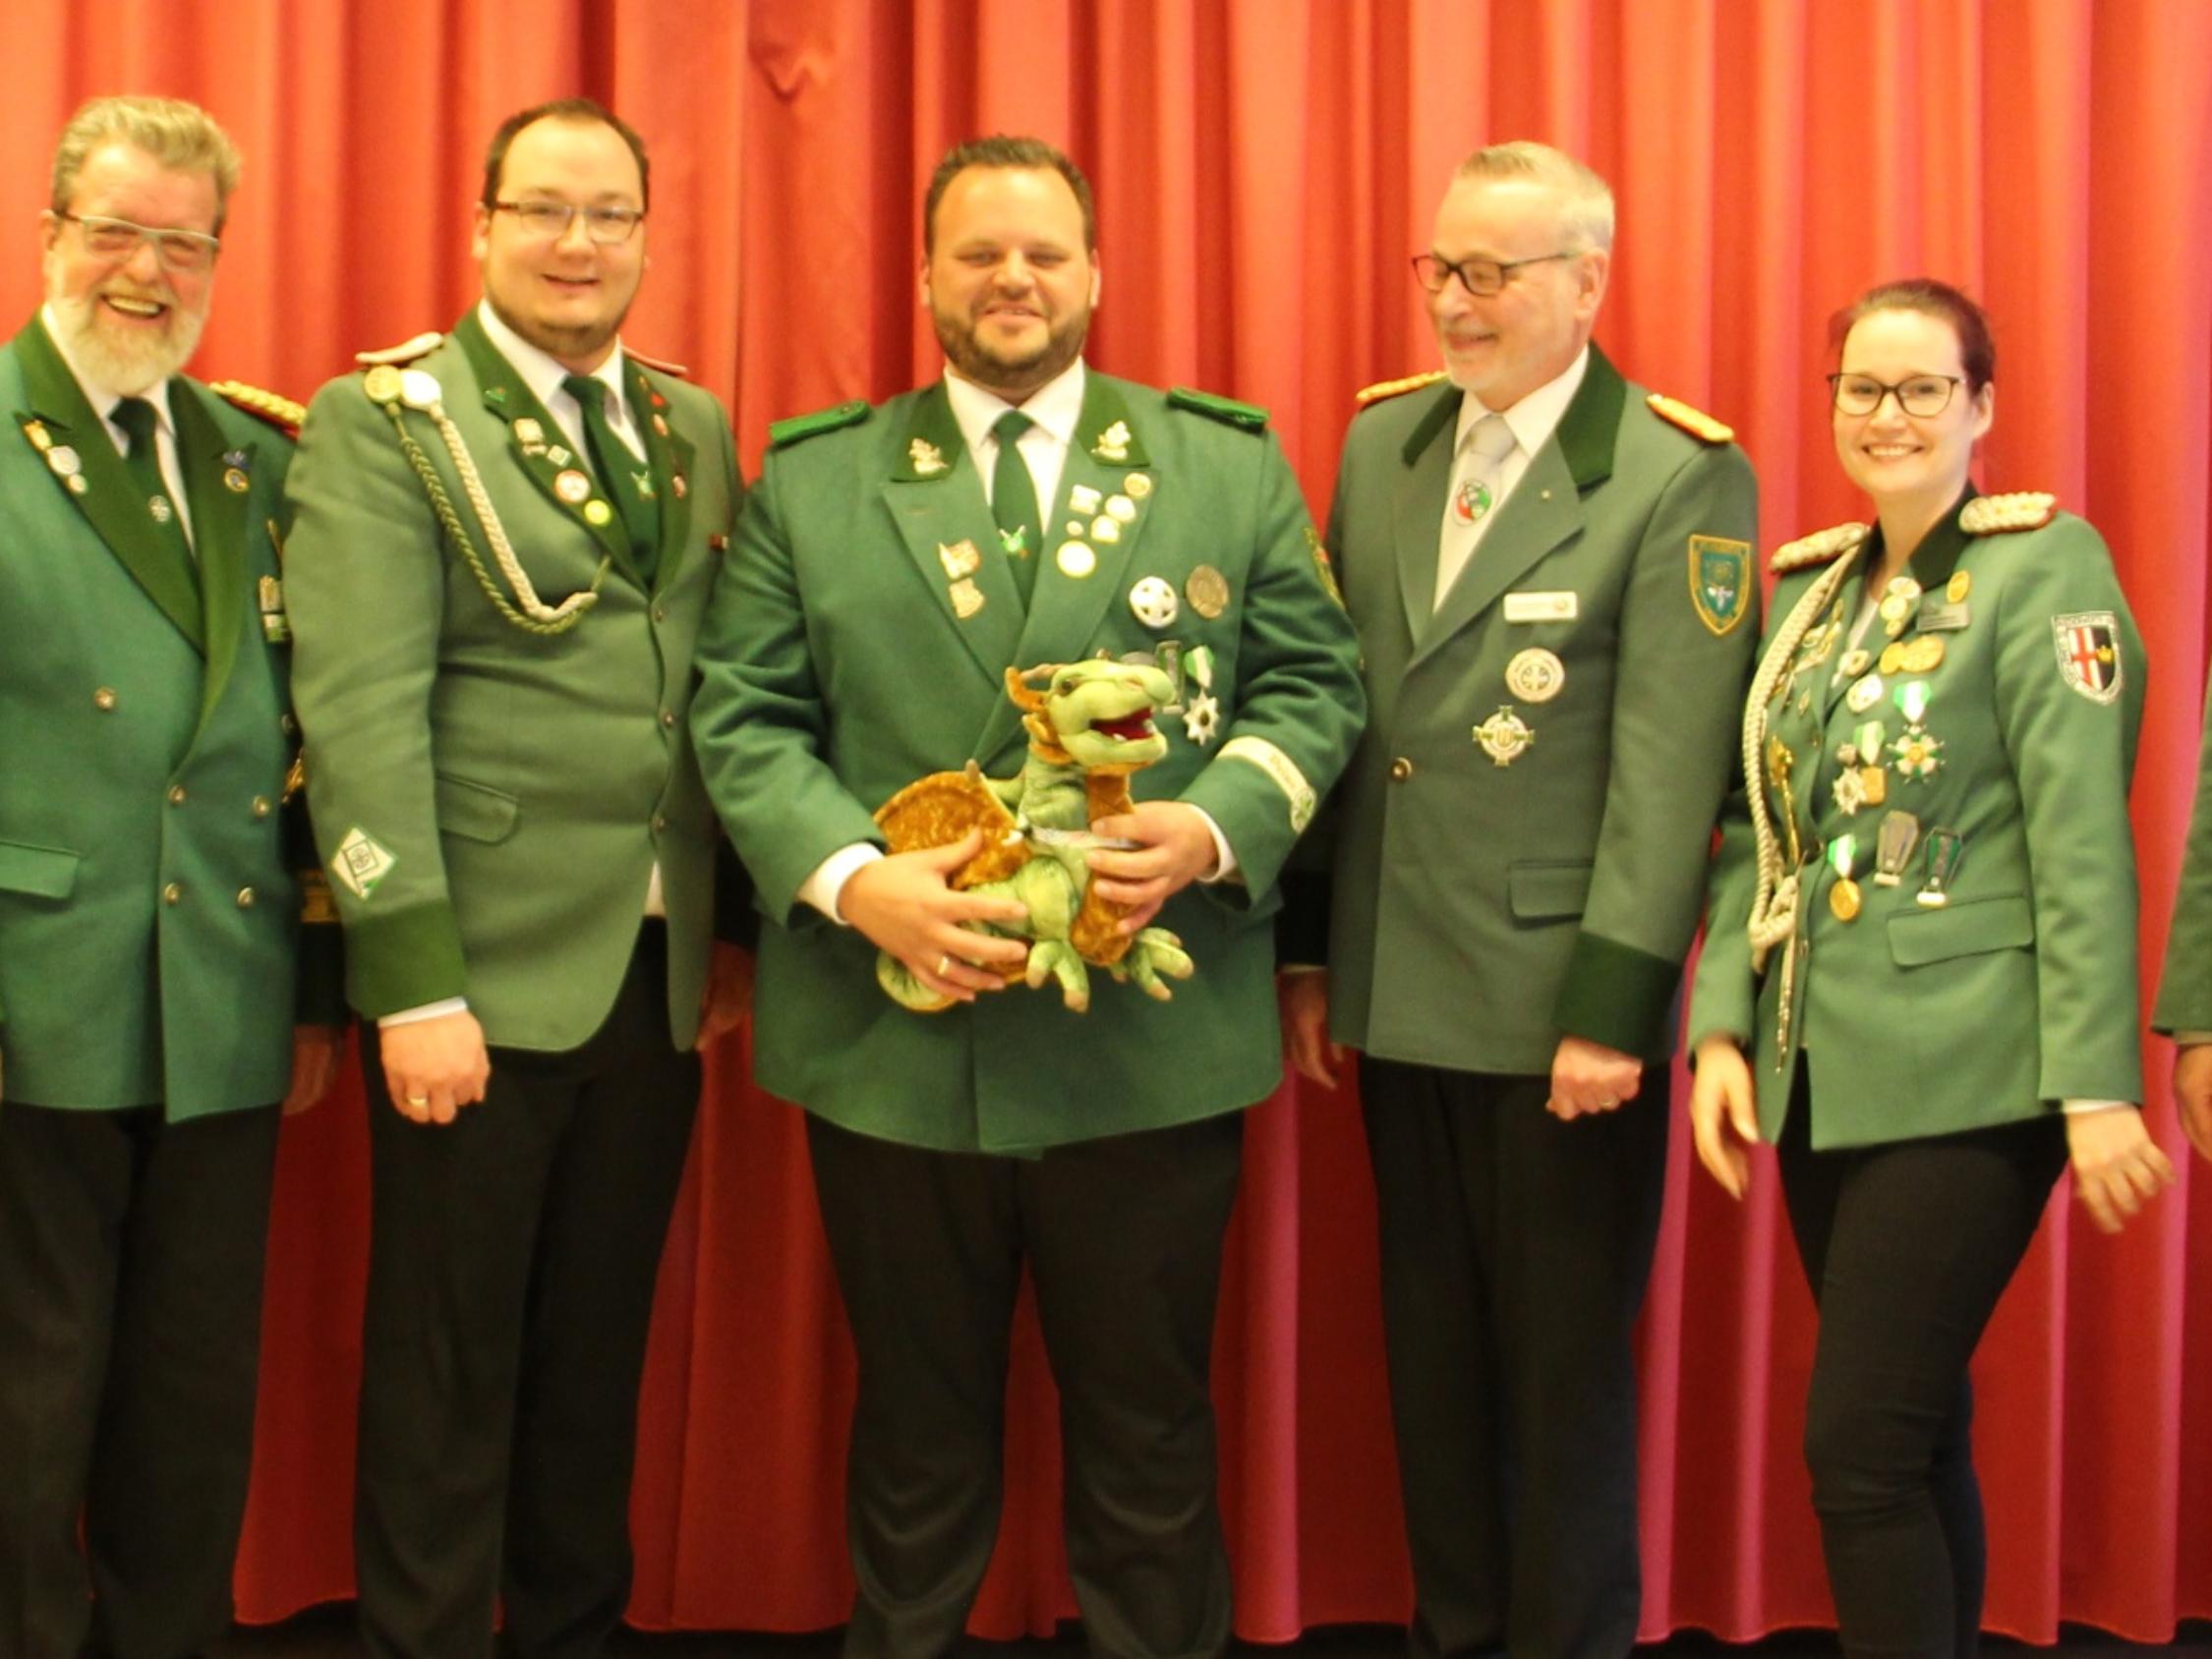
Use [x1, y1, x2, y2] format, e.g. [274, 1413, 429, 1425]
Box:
[283, 97, 751, 1659]
[1279, 141, 1759, 1659]
[0, 93, 342, 1659]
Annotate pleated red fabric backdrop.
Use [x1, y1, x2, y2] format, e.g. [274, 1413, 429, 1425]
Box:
[5, 0, 2209, 1640]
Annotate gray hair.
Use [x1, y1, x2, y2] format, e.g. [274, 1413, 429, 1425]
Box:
[51, 95, 242, 232]
[1453, 141, 1614, 253]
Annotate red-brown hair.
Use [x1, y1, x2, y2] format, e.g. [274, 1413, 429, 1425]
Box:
[1828, 278, 1996, 393]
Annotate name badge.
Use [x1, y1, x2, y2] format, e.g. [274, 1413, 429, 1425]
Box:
[1503, 590, 1578, 623]
[1916, 600, 1971, 632]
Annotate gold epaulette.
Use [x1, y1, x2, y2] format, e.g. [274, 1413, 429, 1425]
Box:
[355, 331, 442, 367]
[208, 379, 307, 436]
[626, 347, 691, 378]
[1647, 392, 1734, 444]
[1770, 522, 1869, 574]
[1960, 492, 2057, 535]
[1355, 369, 1448, 406]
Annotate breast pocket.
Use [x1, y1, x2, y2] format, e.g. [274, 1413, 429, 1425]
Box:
[0, 838, 81, 900]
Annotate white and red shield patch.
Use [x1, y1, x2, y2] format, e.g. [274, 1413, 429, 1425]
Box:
[2052, 610, 2124, 704]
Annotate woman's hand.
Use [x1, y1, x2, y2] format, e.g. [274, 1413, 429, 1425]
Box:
[2066, 1107, 2176, 1234]
[1689, 1036, 1760, 1199]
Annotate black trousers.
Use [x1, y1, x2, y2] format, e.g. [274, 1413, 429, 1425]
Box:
[354, 924, 701, 1659]
[806, 1109, 1246, 1659]
[0, 1098, 281, 1659]
[1359, 1057, 1669, 1659]
[1776, 1063, 2066, 1659]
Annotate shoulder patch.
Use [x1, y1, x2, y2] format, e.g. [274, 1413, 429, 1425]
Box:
[626, 346, 691, 378]
[1770, 522, 1870, 574]
[768, 400, 870, 449]
[1167, 385, 1268, 431]
[1646, 392, 1734, 444]
[354, 331, 443, 367]
[1356, 369, 1449, 407]
[207, 379, 307, 436]
[1961, 491, 2057, 536]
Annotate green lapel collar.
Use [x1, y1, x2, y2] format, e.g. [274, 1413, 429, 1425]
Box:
[1904, 486, 1977, 594]
[171, 384, 252, 731]
[1392, 381, 1462, 631]
[451, 310, 640, 583]
[11, 314, 204, 652]
[977, 372, 1158, 763]
[881, 382, 1027, 692]
[1414, 344, 1625, 663]
[626, 361, 693, 593]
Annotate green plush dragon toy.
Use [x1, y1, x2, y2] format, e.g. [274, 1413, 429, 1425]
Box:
[873, 658, 1197, 1013]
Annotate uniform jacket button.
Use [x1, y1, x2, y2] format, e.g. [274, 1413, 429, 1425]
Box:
[94, 687, 119, 711]
[167, 784, 188, 806]
[162, 882, 183, 905]
[236, 887, 257, 908]
[1389, 757, 1415, 781]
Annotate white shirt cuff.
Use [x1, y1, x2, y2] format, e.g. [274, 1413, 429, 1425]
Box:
[1192, 807, 1237, 884]
[2061, 1099, 2134, 1116]
[800, 843, 885, 924]
[379, 998, 469, 1029]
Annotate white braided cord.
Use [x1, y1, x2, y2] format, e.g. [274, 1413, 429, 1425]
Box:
[430, 400, 604, 626]
[1743, 543, 1864, 971]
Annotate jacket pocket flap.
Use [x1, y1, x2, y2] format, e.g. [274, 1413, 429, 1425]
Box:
[0, 838, 81, 899]
[1886, 894, 2034, 967]
[434, 773, 521, 845]
[1508, 860, 1594, 920]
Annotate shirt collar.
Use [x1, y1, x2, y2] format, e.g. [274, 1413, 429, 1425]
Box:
[41, 302, 176, 433]
[942, 357, 1087, 458]
[475, 298, 630, 414]
[1455, 343, 1591, 461]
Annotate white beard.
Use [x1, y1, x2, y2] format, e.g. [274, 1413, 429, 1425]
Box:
[48, 289, 205, 396]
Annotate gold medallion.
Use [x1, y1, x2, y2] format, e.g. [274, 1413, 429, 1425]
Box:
[1125, 473, 1153, 498]
[1860, 765, 1889, 807]
[1879, 641, 1907, 676]
[555, 469, 593, 505]
[583, 499, 613, 526]
[1504, 647, 1566, 704]
[1901, 635, 1946, 673]
[224, 467, 250, 494]
[1947, 570, 1971, 603]
[1057, 541, 1097, 579]
[1186, 564, 1230, 619]
[1830, 878, 1862, 922]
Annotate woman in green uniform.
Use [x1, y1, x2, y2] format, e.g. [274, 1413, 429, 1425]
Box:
[1686, 278, 2175, 1659]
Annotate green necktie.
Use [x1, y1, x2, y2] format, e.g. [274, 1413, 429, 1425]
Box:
[561, 372, 661, 585]
[111, 395, 198, 593]
[990, 409, 1040, 606]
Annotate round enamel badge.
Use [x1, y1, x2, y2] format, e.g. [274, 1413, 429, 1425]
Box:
[1504, 648, 1565, 703]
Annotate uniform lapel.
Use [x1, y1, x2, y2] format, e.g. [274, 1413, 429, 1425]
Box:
[171, 384, 250, 733]
[1413, 345, 1626, 669]
[880, 382, 1025, 694]
[1391, 383, 1459, 635]
[11, 315, 204, 652]
[450, 311, 639, 582]
[628, 361, 694, 594]
[975, 372, 1158, 764]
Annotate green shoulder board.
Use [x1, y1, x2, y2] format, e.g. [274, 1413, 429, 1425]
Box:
[769, 399, 870, 448]
[1167, 386, 1268, 431]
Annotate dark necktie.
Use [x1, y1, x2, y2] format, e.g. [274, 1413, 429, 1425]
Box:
[111, 395, 198, 591]
[561, 372, 660, 584]
[990, 409, 1040, 606]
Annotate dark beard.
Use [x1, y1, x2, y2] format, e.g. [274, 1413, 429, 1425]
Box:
[933, 306, 1087, 400]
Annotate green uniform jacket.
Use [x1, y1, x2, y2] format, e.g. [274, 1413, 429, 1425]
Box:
[284, 313, 742, 1051]
[0, 315, 332, 1117]
[1689, 492, 2145, 1148]
[1301, 348, 1759, 1073]
[690, 372, 1366, 1154]
[2153, 664, 2212, 1035]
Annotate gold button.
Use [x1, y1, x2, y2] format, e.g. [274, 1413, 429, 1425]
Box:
[280, 713, 298, 736]
[162, 882, 183, 905]
[660, 709, 676, 728]
[652, 605, 669, 623]
[1389, 757, 1415, 781]
[236, 887, 257, 908]
[167, 784, 188, 806]
[652, 813, 669, 833]
[252, 796, 272, 819]
[93, 687, 118, 711]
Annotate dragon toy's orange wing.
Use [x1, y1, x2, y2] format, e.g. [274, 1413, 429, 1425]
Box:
[873, 767, 1030, 889]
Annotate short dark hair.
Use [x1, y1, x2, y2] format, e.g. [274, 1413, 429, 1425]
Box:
[1829, 278, 1996, 394]
[480, 97, 650, 211]
[922, 135, 1094, 254]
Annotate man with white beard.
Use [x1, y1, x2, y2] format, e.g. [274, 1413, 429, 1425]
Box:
[0, 94, 339, 1659]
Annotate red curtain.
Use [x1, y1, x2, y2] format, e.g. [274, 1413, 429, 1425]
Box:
[7, 0, 2210, 1640]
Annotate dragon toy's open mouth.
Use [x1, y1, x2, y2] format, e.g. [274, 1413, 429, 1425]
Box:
[1089, 712, 1158, 742]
